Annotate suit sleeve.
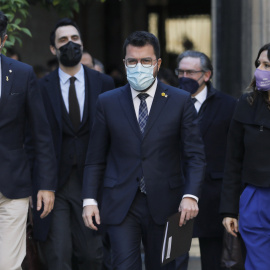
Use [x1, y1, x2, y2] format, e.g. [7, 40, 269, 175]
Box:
[220, 118, 245, 215]
[26, 68, 57, 190]
[101, 73, 115, 93]
[82, 96, 109, 200]
[181, 96, 206, 197]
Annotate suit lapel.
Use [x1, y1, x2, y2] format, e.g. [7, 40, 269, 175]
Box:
[119, 84, 142, 139]
[143, 81, 169, 138]
[80, 72, 89, 127]
[199, 86, 217, 136]
[0, 56, 14, 108]
[199, 102, 219, 136]
[45, 70, 62, 127]
[83, 68, 102, 127]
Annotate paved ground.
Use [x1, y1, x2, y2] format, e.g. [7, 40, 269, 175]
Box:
[141, 238, 201, 270]
[188, 238, 201, 270]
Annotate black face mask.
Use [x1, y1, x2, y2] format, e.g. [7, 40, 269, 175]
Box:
[58, 41, 82, 67]
[178, 77, 199, 95]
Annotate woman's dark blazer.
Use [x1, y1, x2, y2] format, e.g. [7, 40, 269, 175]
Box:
[220, 92, 270, 216]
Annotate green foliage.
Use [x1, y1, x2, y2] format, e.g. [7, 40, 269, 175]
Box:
[38, 0, 108, 18]
[0, 0, 108, 53]
[0, 0, 32, 53]
[39, 0, 80, 18]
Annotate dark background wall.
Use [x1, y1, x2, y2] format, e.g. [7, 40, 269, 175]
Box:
[14, 0, 210, 72]
[11, 0, 265, 98]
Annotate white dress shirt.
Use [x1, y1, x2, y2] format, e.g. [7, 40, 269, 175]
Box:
[130, 79, 157, 119]
[58, 64, 85, 120]
[193, 85, 207, 112]
[83, 79, 198, 207]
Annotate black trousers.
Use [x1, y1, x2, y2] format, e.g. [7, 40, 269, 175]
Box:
[39, 168, 103, 270]
[174, 252, 189, 270]
[199, 237, 228, 270]
[106, 190, 175, 270]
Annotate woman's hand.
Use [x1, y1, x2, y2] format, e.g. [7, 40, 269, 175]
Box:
[223, 217, 238, 237]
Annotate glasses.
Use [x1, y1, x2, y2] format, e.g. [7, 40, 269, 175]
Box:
[175, 69, 204, 77]
[124, 58, 158, 68]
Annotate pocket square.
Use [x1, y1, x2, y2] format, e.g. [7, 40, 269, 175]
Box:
[10, 92, 20, 95]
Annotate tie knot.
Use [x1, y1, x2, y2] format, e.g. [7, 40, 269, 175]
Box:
[191, 97, 197, 104]
[70, 76, 76, 84]
[137, 93, 149, 101]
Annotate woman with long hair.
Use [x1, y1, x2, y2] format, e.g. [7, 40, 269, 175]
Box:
[220, 43, 270, 269]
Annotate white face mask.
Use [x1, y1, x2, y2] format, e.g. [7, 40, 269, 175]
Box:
[126, 63, 157, 91]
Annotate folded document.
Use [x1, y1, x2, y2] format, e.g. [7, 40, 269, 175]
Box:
[161, 212, 194, 265]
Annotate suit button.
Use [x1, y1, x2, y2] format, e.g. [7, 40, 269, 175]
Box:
[142, 157, 146, 161]
[69, 154, 73, 159]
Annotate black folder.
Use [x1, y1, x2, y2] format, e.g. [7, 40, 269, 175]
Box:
[161, 212, 194, 265]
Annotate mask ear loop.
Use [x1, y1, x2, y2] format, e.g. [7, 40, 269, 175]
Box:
[196, 71, 206, 89]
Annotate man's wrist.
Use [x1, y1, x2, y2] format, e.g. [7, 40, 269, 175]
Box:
[182, 194, 199, 203]
[83, 198, 98, 207]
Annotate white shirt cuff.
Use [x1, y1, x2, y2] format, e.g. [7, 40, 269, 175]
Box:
[183, 194, 199, 203]
[83, 199, 98, 207]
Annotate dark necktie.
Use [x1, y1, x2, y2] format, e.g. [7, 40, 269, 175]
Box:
[191, 97, 197, 104]
[138, 93, 149, 134]
[137, 93, 149, 194]
[69, 77, 80, 131]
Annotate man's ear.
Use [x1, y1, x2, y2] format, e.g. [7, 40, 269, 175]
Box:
[1, 34, 8, 48]
[157, 58, 162, 71]
[50, 45, 56, 56]
[203, 70, 211, 83]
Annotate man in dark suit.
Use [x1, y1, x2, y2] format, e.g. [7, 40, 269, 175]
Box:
[32, 18, 115, 270]
[0, 11, 56, 270]
[82, 31, 205, 270]
[176, 51, 236, 270]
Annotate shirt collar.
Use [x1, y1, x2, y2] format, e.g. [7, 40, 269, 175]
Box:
[130, 79, 158, 100]
[58, 64, 84, 84]
[194, 85, 207, 104]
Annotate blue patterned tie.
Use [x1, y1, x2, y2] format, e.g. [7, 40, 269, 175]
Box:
[137, 93, 149, 194]
[138, 93, 149, 134]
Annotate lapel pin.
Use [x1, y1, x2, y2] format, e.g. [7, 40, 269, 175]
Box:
[6, 76, 9, 81]
[161, 92, 168, 98]
[9, 69, 12, 73]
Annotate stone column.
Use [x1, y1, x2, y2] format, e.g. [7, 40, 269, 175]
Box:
[212, 0, 270, 97]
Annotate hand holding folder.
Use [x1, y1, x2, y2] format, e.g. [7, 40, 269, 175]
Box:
[161, 212, 194, 265]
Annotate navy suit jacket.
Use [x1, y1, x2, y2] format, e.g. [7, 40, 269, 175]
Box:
[193, 84, 236, 238]
[0, 55, 56, 199]
[82, 81, 205, 226]
[32, 66, 114, 241]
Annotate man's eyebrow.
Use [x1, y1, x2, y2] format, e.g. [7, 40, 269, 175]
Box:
[58, 35, 67, 40]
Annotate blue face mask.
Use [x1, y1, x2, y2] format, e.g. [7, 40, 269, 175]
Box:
[178, 77, 199, 95]
[126, 63, 157, 91]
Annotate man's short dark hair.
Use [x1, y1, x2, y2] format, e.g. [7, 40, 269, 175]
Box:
[177, 50, 213, 80]
[83, 50, 95, 66]
[50, 18, 81, 47]
[0, 11, 8, 41]
[123, 31, 160, 59]
[6, 48, 21, 61]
